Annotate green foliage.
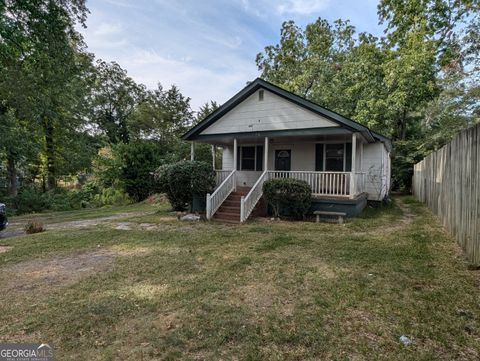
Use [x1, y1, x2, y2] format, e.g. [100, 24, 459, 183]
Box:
[262, 178, 312, 219]
[91, 187, 131, 207]
[129, 84, 193, 143]
[115, 142, 164, 202]
[257, 9, 479, 190]
[3, 180, 131, 216]
[6, 186, 50, 215]
[0, 0, 95, 190]
[90, 147, 124, 190]
[92, 60, 146, 144]
[5, 187, 77, 214]
[155, 160, 215, 211]
[89, 143, 163, 203]
[194, 101, 220, 124]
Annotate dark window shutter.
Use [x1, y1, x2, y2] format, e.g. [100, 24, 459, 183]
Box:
[237, 146, 240, 170]
[256, 146, 263, 171]
[315, 144, 324, 171]
[345, 143, 352, 171]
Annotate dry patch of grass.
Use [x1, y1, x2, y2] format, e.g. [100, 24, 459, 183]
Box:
[0, 245, 12, 253]
[0, 246, 151, 295]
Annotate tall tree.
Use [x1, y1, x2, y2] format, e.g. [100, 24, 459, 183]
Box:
[379, 0, 480, 140]
[0, 0, 93, 190]
[256, 17, 438, 140]
[0, 108, 39, 196]
[256, 19, 358, 116]
[129, 84, 193, 144]
[383, 27, 438, 140]
[256, 17, 441, 189]
[92, 60, 146, 144]
[194, 100, 219, 124]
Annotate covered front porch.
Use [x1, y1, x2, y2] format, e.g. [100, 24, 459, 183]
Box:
[190, 131, 367, 222]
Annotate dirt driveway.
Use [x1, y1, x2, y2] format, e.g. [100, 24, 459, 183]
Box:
[0, 211, 152, 239]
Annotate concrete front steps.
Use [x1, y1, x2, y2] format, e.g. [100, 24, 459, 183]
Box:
[213, 187, 267, 224]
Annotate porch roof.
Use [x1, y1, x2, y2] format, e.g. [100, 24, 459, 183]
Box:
[194, 128, 355, 146]
[182, 78, 392, 151]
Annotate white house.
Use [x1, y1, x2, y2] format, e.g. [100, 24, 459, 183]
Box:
[183, 78, 391, 223]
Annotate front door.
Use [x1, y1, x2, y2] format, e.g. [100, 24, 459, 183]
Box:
[275, 149, 291, 171]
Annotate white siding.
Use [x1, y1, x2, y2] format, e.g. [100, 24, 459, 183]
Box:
[267, 142, 316, 171]
[222, 145, 234, 170]
[201, 89, 338, 135]
[236, 171, 262, 187]
[362, 143, 390, 201]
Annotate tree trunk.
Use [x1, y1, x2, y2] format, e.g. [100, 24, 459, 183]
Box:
[6, 155, 18, 197]
[44, 119, 56, 190]
[396, 109, 408, 140]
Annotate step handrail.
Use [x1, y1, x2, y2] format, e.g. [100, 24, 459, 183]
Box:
[206, 170, 236, 220]
[240, 170, 269, 223]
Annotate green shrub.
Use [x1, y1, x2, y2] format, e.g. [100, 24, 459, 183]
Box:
[48, 189, 75, 212]
[117, 142, 163, 201]
[6, 186, 49, 214]
[262, 178, 312, 219]
[155, 160, 215, 211]
[70, 181, 99, 208]
[92, 187, 131, 206]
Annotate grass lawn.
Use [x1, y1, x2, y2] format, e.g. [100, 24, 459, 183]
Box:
[0, 196, 479, 360]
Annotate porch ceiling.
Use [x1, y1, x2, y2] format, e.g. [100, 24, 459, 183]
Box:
[194, 127, 357, 146]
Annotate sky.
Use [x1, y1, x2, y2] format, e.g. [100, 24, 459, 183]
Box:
[81, 0, 384, 111]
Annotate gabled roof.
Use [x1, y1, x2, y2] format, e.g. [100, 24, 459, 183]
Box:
[183, 78, 391, 149]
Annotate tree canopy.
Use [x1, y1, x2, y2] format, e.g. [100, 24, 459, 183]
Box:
[257, 1, 479, 188]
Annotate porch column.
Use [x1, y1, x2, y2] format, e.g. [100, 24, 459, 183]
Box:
[211, 145, 216, 170]
[233, 138, 238, 171]
[190, 142, 195, 161]
[360, 141, 363, 171]
[350, 133, 357, 198]
[264, 137, 269, 171]
[351, 133, 357, 173]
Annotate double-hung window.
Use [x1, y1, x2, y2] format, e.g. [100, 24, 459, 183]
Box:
[315, 143, 352, 171]
[237, 145, 264, 171]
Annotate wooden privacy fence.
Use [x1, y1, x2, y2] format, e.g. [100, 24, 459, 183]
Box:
[413, 124, 480, 264]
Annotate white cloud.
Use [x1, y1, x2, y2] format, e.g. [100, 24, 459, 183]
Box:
[239, 0, 331, 17]
[93, 22, 122, 36]
[80, 1, 265, 110]
[102, 0, 141, 9]
[114, 48, 258, 109]
[79, 0, 381, 112]
[276, 0, 331, 15]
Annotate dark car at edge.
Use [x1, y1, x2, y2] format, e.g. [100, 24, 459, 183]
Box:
[0, 203, 7, 231]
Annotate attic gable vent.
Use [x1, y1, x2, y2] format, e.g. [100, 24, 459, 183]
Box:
[258, 89, 264, 101]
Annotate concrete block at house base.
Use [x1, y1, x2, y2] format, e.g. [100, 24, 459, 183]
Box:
[180, 214, 201, 221]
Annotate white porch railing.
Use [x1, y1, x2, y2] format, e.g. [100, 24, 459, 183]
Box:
[240, 170, 268, 223]
[206, 170, 236, 220]
[268, 171, 354, 197]
[215, 170, 231, 187]
[239, 170, 366, 223]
